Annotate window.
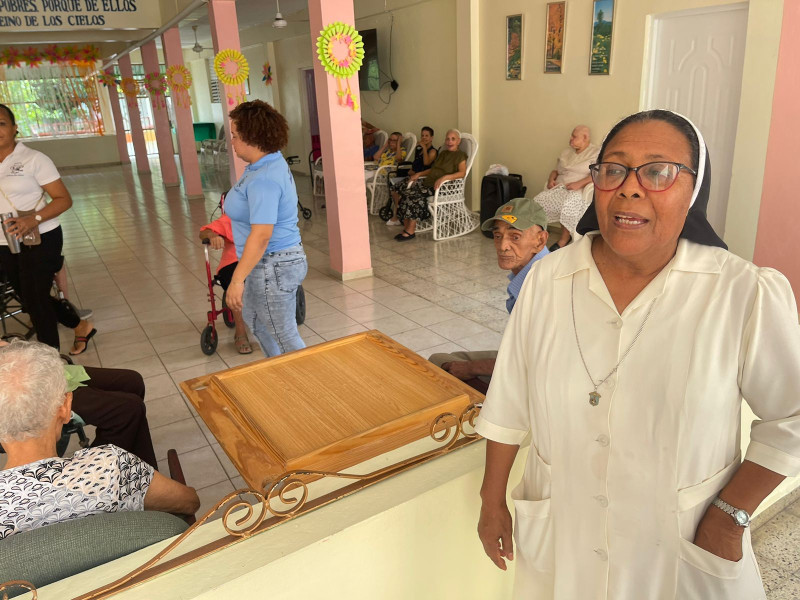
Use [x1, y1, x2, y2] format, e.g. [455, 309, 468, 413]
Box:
[0, 65, 105, 138]
[206, 59, 222, 104]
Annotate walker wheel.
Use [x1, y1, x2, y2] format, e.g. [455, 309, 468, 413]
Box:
[200, 325, 218, 355]
[295, 285, 306, 325]
[302, 208, 312, 220]
[379, 204, 393, 222]
[221, 291, 236, 328]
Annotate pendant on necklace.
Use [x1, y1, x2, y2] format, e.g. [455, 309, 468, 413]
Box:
[589, 391, 601, 407]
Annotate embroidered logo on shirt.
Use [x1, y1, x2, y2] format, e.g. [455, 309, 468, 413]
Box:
[501, 215, 517, 224]
[9, 162, 24, 175]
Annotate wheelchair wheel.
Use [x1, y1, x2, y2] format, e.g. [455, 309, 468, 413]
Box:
[221, 291, 236, 328]
[295, 285, 306, 325]
[378, 203, 393, 222]
[302, 207, 312, 220]
[200, 325, 218, 355]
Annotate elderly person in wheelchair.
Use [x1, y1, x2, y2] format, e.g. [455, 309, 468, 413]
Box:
[393, 129, 467, 241]
[534, 125, 599, 250]
[0, 340, 199, 539]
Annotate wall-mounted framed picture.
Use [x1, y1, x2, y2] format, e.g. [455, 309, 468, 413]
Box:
[589, 0, 614, 75]
[545, 2, 567, 73]
[506, 14, 523, 80]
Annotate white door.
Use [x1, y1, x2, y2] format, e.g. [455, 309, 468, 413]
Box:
[644, 3, 748, 237]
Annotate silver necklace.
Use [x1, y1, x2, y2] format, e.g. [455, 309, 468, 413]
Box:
[571, 276, 656, 407]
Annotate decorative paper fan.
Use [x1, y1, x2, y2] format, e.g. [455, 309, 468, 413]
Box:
[214, 49, 249, 106]
[262, 62, 273, 86]
[144, 71, 168, 109]
[97, 72, 118, 88]
[315, 22, 364, 111]
[166, 64, 193, 108]
[120, 77, 139, 109]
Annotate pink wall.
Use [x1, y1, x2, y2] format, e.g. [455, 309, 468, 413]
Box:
[753, 3, 800, 300]
[118, 55, 150, 173]
[140, 41, 179, 187]
[105, 68, 129, 164]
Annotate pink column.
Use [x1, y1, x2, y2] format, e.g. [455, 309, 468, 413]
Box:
[140, 41, 179, 187]
[308, 0, 372, 278]
[118, 55, 150, 174]
[208, 0, 247, 184]
[162, 27, 204, 198]
[105, 68, 129, 164]
[753, 2, 800, 301]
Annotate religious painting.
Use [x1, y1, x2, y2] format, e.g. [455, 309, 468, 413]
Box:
[589, 0, 614, 75]
[545, 2, 567, 73]
[506, 14, 523, 80]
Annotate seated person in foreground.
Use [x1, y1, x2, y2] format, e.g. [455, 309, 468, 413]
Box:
[387, 126, 438, 226]
[365, 131, 406, 180]
[0, 341, 199, 539]
[0, 338, 159, 469]
[393, 129, 467, 242]
[535, 125, 599, 250]
[429, 198, 549, 382]
[199, 197, 253, 354]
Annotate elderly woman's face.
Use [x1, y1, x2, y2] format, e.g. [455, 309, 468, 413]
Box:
[594, 120, 694, 262]
[444, 131, 460, 151]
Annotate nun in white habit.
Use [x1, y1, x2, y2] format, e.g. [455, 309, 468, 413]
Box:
[475, 110, 800, 599]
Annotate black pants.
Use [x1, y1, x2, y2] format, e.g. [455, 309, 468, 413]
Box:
[72, 366, 158, 469]
[0, 227, 76, 349]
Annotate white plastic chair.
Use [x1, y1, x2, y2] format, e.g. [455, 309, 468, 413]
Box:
[416, 133, 479, 241]
[367, 132, 417, 215]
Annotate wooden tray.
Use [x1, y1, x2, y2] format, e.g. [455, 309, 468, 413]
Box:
[180, 331, 484, 490]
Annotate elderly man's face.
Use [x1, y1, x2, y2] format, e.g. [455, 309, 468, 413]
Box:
[493, 221, 548, 274]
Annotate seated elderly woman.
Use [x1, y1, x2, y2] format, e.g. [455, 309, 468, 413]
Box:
[365, 131, 406, 181]
[392, 129, 467, 241]
[534, 125, 599, 250]
[0, 341, 199, 539]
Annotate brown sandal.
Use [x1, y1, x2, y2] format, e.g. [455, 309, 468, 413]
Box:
[234, 335, 253, 354]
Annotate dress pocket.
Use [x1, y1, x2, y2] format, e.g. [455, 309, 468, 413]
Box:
[675, 456, 765, 598]
[510, 449, 554, 574]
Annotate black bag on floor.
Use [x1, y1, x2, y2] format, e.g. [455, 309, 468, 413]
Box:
[480, 174, 526, 238]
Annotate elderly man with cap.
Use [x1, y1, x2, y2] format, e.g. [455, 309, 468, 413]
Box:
[429, 198, 549, 383]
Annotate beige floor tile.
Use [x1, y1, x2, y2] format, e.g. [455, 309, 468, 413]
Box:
[194, 480, 236, 523]
[454, 331, 504, 352]
[339, 303, 398, 323]
[303, 311, 358, 334]
[755, 555, 793, 593]
[105, 354, 166, 377]
[391, 328, 450, 353]
[343, 277, 391, 292]
[159, 446, 228, 490]
[143, 373, 179, 400]
[98, 340, 156, 366]
[92, 314, 141, 335]
[417, 341, 469, 358]
[145, 393, 193, 428]
[320, 324, 368, 341]
[362, 314, 418, 336]
[169, 358, 227, 386]
[379, 294, 435, 314]
[323, 293, 375, 311]
[428, 316, 495, 342]
[768, 576, 800, 600]
[752, 512, 800, 573]
[150, 328, 206, 354]
[359, 284, 410, 303]
[150, 417, 208, 461]
[210, 443, 242, 478]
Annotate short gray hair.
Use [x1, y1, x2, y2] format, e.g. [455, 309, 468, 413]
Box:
[0, 340, 67, 442]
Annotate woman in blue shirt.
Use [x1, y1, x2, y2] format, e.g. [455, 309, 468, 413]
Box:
[222, 100, 307, 357]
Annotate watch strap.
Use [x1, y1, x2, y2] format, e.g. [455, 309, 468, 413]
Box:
[712, 497, 750, 527]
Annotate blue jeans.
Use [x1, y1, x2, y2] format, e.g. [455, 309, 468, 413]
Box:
[242, 244, 307, 357]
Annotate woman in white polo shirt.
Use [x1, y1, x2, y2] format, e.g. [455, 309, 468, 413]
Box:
[0, 103, 94, 353]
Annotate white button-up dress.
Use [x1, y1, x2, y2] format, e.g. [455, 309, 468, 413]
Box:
[475, 233, 800, 599]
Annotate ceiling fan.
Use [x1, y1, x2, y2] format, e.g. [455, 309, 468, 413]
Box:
[191, 25, 213, 54]
[273, 0, 287, 28]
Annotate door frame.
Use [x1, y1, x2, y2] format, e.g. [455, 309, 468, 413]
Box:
[640, 2, 749, 109]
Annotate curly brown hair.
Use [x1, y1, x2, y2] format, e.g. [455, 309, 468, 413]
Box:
[228, 100, 289, 154]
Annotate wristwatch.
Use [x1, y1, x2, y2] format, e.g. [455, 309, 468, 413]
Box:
[712, 497, 751, 527]
[34, 214, 42, 223]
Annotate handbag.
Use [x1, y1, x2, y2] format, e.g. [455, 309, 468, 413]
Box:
[0, 182, 45, 246]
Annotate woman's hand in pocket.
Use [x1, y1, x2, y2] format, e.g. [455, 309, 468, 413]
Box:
[693, 505, 744, 562]
[478, 500, 514, 570]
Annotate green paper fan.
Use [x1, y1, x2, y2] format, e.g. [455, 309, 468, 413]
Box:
[316, 21, 365, 78]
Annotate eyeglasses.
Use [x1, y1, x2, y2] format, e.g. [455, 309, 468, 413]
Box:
[589, 161, 697, 192]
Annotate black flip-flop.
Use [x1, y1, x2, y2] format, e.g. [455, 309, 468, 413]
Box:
[69, 328, 97, 356]
[395, 230, 416, 241]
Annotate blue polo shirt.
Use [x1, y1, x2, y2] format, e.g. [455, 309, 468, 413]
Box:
[506, 247, 549, 313]
[223, 151, 301, 257]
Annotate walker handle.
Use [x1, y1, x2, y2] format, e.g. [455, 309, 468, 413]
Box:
[201, 238, 210, 245]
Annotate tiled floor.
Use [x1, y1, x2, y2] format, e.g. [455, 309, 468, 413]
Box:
[1, 158, 798, 596]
